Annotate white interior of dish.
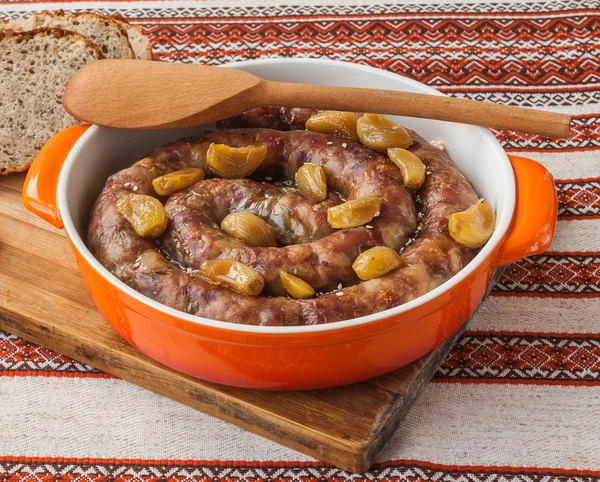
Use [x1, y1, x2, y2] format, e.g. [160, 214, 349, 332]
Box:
[57, 59, 514, 333]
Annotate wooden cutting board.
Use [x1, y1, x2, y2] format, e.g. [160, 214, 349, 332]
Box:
[0, 173, 467, 473]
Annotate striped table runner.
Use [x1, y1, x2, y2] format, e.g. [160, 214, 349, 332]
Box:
[0, 0, 599, 479]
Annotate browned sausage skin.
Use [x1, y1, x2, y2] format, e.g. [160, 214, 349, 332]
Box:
[301, 132, 478, 324]
[219, 106, 314, 131]
[160, 130, 417, 295]
[163, 179, 363, 295]
[88, 116, 479, 325]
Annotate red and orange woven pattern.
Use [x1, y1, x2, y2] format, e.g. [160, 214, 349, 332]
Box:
[0, 0, 599, 478]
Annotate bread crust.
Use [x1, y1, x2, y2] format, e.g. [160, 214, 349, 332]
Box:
[0, 164, 30, 176]
[111, 13, 153, 60]
[3, 10, 135, 59]
[1, 26, 103, 55]
[0, 28, 102, 175]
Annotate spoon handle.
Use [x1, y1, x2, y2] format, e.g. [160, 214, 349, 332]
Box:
[257, 80, 570, 138]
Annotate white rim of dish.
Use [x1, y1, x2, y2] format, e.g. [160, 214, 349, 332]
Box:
[58, 58, 515, 335]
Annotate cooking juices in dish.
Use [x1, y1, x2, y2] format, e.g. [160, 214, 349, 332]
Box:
[87, 109, 495, 326]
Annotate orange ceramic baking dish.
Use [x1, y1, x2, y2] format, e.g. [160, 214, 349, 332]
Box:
[23, 59, 557, 390]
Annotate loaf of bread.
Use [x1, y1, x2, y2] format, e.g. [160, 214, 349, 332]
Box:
[4, 10, 134, 59]
[0, 10, 154, 174]
[0, 29, 102, 174]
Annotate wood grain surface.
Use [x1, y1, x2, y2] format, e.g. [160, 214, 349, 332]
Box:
[0, 174, 465, 473]
[63, 59, 570, 137]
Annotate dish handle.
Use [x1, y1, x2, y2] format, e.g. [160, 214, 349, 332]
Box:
[22, 125, 90, 229]
[492, 155, 558, 267]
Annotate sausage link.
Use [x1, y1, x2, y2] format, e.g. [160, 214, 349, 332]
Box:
[89, 120, 479, 325]
[157, 130, 416, 294]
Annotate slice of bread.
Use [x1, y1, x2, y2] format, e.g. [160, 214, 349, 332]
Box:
[0, 28, 102, 175]
[112, 14, 153, 60]
[5, 10, 134, 59]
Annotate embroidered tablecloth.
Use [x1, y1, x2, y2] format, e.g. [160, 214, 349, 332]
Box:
[0, 0, 599, 479]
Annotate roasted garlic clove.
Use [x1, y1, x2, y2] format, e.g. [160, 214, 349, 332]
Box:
[152, 167, 205, 196]
[448, 198, 496, 248]
[116, 193, 168, 239]
[198, 259, 265, 296]
[352, 246, 402, 281]
[206, 143, 267, 178]
[305, 110, 360, 141]
[296, 163, 327, 202]
[221, 212, 277, 247]
[279, 271, 315, 299]
[357, 113, 412, 153]
[327, 196, 383, 229]
[387, 148, 426, 190]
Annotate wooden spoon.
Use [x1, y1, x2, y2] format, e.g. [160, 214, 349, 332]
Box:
[63, 59, 571, 138]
